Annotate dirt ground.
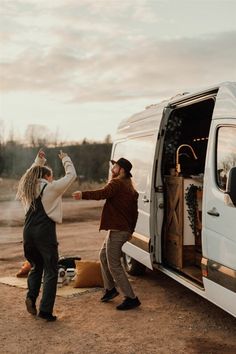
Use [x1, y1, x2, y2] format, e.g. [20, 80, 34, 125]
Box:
[0, 199, 235, 354]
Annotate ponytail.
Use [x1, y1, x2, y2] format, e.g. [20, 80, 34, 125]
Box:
[16, 165, 52, 209]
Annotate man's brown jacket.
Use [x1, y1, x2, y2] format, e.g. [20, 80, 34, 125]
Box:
[82, 177, 139, 234]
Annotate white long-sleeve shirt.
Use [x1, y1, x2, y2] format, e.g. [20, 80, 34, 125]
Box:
[26, 154, 77, 223]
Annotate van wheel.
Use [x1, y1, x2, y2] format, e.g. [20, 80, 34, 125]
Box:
[122, 253, 146, 276]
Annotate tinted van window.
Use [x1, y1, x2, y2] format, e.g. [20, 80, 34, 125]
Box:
[216, 126, 236, 190]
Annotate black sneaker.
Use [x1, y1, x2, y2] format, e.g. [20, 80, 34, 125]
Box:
[38, 311, 57, 322]
[25, 297, 37, 316]
[116, 297, 141, 310]
[100, 287, 119, 302]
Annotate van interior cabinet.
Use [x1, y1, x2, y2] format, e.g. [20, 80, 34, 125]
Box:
[164, 176, 183, 269]
[164, 176, 203, 280]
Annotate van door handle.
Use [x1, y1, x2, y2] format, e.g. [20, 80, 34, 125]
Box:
[142, 196, 150, 203]
[207, 208, 220, 217]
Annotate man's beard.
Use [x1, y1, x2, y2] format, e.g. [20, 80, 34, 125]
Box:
[111, 171, 120, 179]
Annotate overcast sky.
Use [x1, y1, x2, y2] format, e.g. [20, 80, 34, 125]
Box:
[1, 0, 236, 143]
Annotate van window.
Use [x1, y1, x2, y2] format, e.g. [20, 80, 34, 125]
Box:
[113, 135, 155, 193]
[216, 126, 236, 190]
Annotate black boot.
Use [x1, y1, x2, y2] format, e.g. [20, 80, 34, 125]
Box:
[100, 287, 119, 302]
[116, 297, 141, 310]
[25, 297, 37, 316]
[38, 311, 57, 322]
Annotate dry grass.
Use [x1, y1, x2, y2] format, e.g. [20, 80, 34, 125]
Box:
[0, 178, 106, 201]
[0, 178, 19, 202]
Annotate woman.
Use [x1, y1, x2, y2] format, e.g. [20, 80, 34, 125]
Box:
[16, 149, 76, 321]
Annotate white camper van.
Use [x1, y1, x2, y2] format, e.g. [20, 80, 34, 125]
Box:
[111, 81, 236, 317]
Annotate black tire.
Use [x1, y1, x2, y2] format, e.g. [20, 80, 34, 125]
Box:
[122, 253, 146, 276]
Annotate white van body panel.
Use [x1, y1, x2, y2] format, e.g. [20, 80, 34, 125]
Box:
[122, 242, 153, 269]
[203, 278, 236, 317]
[159, 266, 236, 317]
[204, 85, 236, 269]
[111, 104, 164, 269]
[211, 82, 236, 119]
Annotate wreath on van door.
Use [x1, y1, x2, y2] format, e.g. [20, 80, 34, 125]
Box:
[185, 184, 202, 237]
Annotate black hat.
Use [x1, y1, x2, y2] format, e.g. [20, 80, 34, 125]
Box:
[110, 157, 133, 177]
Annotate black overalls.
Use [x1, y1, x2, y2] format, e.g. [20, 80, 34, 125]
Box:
[23, 184, 58, 314]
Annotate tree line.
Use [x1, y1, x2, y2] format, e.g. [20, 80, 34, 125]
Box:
[0, 141, 112, 182]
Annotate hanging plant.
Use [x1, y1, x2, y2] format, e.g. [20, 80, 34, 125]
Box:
[185, 184, 202, 236]
[164, 115, 183, 165]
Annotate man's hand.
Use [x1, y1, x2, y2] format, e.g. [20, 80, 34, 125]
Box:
[72, 191, 82, 200]
[58, 150, 68, 160]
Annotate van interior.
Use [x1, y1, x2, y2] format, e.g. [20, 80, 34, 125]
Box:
[161, 97, 215, 285]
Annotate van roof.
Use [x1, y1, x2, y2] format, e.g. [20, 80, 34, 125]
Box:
[118, 100, 166, 128]
[118, 81, 235, 130]
[117, 81, 236, 137]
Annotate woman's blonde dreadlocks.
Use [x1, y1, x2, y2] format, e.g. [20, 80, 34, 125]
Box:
[16, 165, 52, 210]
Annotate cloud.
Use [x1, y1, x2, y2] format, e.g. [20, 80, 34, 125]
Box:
[2, 29, 235, 102]
[1, 0, 236, 103]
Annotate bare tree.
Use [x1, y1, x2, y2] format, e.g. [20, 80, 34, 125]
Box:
[49, 127, 60, 147]
[104, 134, 112, 144]
[25, 124, 50, 147]
[0, 119, 5, 145]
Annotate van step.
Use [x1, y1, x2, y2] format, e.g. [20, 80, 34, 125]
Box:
[181, 266, 203, 284]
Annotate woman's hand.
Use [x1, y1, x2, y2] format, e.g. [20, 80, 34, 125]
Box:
[38, 149, 45, 159]
[72, 191, 82, 200]
[58, 150, 68, 160]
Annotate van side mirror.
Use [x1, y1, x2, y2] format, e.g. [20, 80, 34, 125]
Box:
[225, 167, 236, 206]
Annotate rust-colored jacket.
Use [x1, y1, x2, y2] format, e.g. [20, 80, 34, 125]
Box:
[82, 178, 139, 234]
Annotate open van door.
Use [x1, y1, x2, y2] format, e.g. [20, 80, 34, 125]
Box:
[203, 82, 236, 315]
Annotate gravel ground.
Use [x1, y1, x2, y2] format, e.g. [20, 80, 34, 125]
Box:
[0, 200, 235, 354]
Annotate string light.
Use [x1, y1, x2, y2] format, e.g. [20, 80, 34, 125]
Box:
[193, 137, 208, 142]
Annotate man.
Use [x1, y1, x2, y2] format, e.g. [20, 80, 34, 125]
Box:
[72, 157, 141, 310]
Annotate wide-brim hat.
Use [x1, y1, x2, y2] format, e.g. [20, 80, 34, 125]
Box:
[110, 157, 133, 177]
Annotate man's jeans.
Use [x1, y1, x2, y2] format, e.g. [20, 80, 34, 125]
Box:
[99, 230, 135, 299]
